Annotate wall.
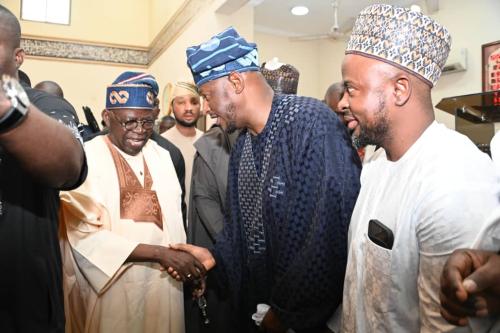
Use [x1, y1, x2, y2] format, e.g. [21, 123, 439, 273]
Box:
[428, 0, 500, 128]
[254, 32, 321, 99]
[148, 0, 255, 116]
[3, 0, 150, 47]
[21, 58, 142, 123]
[317, 39, 348, 100]
[149, 0, 186, 44]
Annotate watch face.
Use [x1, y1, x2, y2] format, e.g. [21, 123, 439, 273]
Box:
[2, 74, 30, 109]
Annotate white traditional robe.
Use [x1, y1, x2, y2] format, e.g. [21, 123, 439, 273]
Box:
[342, 122, 500, 332]
[59, 135, 185, 333]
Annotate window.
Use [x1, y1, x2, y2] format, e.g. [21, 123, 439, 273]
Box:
[21, 0, 71, 25]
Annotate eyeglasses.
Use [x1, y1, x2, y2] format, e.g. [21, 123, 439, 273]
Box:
[110, 112, 155, 131]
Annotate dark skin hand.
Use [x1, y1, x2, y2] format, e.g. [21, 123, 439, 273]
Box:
[261, 310, 333, 333]
[261, 308, 287, 333]
[127, 244, 206, 282]
[0, 80, 84, 189]
[190, 277, 206, 299]
[440, 249, 500, 326]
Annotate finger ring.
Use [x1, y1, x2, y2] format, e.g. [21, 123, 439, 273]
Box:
[187, 273, 192, 279]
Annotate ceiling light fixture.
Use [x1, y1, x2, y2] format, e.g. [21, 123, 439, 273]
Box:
[291, 5, 309, 16]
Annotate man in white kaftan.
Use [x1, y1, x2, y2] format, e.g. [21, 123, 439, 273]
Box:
[59, 72, 204, 333]
[342, 123, 498, 332]
[338, 4, 500, 333]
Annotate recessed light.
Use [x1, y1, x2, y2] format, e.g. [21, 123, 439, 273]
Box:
[291, 5, 309, 16]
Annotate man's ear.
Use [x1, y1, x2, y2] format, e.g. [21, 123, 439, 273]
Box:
[393, 74, 411, 107]
[102, 109, 111, 127]
[15, 48, 25, 69]
[227, 72, 244, 94]
[152, 107, 160, 119]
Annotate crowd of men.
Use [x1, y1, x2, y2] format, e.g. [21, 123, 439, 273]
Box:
[0, 3, 499, 333]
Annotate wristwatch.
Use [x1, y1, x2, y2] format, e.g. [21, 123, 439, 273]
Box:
[0, 74, 30, 133]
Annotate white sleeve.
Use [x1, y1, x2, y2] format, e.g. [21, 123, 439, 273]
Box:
[415, 181, 498, 332]
[60, 189, 139, 294]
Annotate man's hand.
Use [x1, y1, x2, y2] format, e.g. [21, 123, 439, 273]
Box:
[127, 244, 206, 282]
[158, 247, 206, 282]
[440, 249, 500, 326]
[191, 277, 206, 299]
[170, 243, 216, 271]
[261, 308, 287, 333]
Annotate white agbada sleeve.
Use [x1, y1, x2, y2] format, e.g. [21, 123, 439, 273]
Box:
[60, 181, 139, 294]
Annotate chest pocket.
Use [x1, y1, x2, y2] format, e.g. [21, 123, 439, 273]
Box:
[363, 233, 395, 329]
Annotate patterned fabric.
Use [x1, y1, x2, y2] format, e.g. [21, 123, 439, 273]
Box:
[106, 71, 159, 110]
[261, 63, 300, 94]
[213, 94, 362, 331]
[346, 4, 451, 86]
[186, 27, 259, 86]
[239, 95, 301, 258]
[105, 137, 163, 229]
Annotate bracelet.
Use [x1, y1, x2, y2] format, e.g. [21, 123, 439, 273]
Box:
[0, 104, 29, 134]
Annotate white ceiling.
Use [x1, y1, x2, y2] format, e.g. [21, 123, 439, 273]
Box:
[253, 0, 436, 37]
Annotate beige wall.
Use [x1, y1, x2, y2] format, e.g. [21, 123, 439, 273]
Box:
[428, 0, 500, 128]
[149, 0, 255, 116]
[21, 58, 143, 122]
[4, 0, 150, 47]
[254, 32, 321, 99]
[317, 39, 348, 100]
[149, 0, 186, 44]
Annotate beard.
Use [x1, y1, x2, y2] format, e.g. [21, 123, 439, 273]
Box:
[176, 118, 197, 128]
[357, 91, 390, 147]
[223, 101, 238, 134]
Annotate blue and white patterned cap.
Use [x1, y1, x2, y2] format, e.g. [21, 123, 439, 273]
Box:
[186, 27, 260, 86]
[106, 71, 159, 110]
[346, 4, 452, 87]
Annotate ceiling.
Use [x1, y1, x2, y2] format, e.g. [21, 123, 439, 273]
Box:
[254, 0, 436, 37]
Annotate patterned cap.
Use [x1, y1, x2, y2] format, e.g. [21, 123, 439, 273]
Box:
[346, 4, 452, 87]
[261, 63, 300, 95]
[186, 27, 260, 86]
[106, 71, 159, 110]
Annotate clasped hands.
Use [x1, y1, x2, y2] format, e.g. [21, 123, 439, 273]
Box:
[160, 244, 215, 283]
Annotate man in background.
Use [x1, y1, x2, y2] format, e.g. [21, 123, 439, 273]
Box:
[162, 81, 204, 212]
[159, 115, 176, 134]
[34, 80, 64, 98]
[186, 115, 240, 333]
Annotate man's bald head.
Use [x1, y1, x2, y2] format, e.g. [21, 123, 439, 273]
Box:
[0, 5, 23, 78]
[34, 80, 65, 98]
[324, 82, 344, 112]
[0, 5, 21, 50]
